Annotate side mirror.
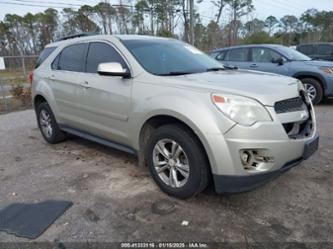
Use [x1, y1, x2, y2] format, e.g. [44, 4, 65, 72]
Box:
[97, 62, 130, 78]
[271, 57, 284, 65]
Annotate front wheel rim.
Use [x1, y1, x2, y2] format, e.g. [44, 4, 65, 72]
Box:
[152, 139, 190, 188]
[39, 109, 53, 138]
[304, 83, 317, 101]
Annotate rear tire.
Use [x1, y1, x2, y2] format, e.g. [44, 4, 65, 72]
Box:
[36, 102, 67, 144]
[301, 78, 323, 105]
[145, 124, 210, 199]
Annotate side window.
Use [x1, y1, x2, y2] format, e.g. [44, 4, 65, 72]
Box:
[318, 45, 333, 56]
[51, 54, 60, 70]
[35, 47, 56, 68]
[298, 45, 314, 55]
[225, 48, 249, 62]
[211, 51, 219, 59]
[216, 51, 226, 61]
[86, 42, 128, 74]
[58, 43, 87, 72]
[252, 48, 281, 63]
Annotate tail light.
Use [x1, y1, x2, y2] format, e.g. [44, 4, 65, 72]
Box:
[28, 71, 33, 84]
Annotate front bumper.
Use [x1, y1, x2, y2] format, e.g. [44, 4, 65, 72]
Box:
[213, 133, 319, 193]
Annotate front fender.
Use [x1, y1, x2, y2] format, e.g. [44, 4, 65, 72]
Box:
[128, 90, 235, 174]
[293, 71, 327, 89]
[131, 92, 234, 145]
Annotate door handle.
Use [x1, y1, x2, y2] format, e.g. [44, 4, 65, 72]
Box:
[250, 64, 258, 68]
[49, 74, 55, 80]
[80, 81, 90, 89]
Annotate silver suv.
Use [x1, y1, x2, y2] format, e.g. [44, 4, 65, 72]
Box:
[32, 35, 319, 199]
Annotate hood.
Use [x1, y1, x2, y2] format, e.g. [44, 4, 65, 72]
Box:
[160, 70, 301, 106]
[302, 60, 333, 67]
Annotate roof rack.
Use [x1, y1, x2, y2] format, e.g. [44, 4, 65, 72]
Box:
[57, 32, 100, 41]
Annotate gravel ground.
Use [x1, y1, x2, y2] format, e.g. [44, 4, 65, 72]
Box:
[0, 100, 332, 245]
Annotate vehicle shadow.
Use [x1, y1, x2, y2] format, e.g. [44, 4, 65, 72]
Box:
[319, 97, 333, 106]
[65, 134, 138, 164]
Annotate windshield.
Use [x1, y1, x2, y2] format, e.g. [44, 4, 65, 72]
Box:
[121, 39, 223, 76]
[277, 46, 311, 61]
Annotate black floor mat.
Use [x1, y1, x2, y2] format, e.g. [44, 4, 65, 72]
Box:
[0, 200, 73, 239]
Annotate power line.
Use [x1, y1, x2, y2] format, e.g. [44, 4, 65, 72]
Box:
[255, 0, 295, 15]
[275, 0, 310, 12]
[255, 0, 310, 16]
[7, 0, 83, 7]
[0, 0, 81, 8]
[71, 0, 95, 3]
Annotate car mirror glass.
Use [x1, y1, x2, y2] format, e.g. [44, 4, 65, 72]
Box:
[271, 57, 284, 65]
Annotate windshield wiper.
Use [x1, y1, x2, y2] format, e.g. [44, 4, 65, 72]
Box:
[157, 71, 196, 76]
[158, 66, 238, 76]
[223, 65, 238, 70]
[206, 65, 238, 71]
[206, 67, 225, 71]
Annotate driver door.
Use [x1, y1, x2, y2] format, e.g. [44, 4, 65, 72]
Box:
[78, 41, 133, 144]
[250, 47, 289, 75]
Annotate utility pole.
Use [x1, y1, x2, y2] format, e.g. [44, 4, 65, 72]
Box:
[150, 6, 154, 35]
[189, 0, 194, 45]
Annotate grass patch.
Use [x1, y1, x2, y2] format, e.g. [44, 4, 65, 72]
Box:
[0, 70, 27, 84]
[0, 86, 32, 114]
[0, 97, 32, 114]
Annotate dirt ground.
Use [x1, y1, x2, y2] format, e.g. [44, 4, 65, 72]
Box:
[0, 100, 332, 246]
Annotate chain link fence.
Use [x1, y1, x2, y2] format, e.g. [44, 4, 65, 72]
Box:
[0, 55, 37, 114]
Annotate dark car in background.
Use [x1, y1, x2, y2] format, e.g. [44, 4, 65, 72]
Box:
[211, 44, 333, 104]
[297, 43, 333, 61]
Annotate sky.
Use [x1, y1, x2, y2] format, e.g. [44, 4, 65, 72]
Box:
[0, 0, 332, 21]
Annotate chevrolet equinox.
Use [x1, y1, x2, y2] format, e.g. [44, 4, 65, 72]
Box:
[32, 35, 319, 199]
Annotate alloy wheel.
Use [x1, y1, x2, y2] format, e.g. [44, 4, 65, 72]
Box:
[39, 109, 53, 138]
[304, 83, 317, 102]
[152, 139, 190, 188]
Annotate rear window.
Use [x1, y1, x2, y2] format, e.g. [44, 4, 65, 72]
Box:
[35, 47, 56, 68]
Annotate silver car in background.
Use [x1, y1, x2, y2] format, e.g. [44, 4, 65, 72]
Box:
[32, 35, 319, 199]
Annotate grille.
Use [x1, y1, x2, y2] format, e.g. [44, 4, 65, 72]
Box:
[274, 97, 305, 114]
[277, 93, 314, 139]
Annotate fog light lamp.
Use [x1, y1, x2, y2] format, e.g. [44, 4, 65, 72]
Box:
[240, 151, 251, 165]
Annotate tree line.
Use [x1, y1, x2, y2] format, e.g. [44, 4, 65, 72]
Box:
[0, 0, 333, 56]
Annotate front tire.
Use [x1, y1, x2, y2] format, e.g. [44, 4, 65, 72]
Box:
[301, 78, 323, 105]
[36, 102, 67, 144]
[145, 124, 210, 199]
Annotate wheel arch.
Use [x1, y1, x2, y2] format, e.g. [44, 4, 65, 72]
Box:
[137, 114, 213, 176]
[33, 94, 48, 109]
[293, 72, 327, 90]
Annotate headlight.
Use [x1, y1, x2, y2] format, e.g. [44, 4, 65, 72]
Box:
[320, 67, 333, 74]
[212, 94, 272, 126]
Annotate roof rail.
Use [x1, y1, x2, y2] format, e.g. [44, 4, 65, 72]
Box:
[57, 32, 99, 41]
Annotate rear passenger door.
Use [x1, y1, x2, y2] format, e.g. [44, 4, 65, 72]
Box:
[79, 41, 133, 144]
[223, 48, 251, 69]
[50, 43, 89, 127]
